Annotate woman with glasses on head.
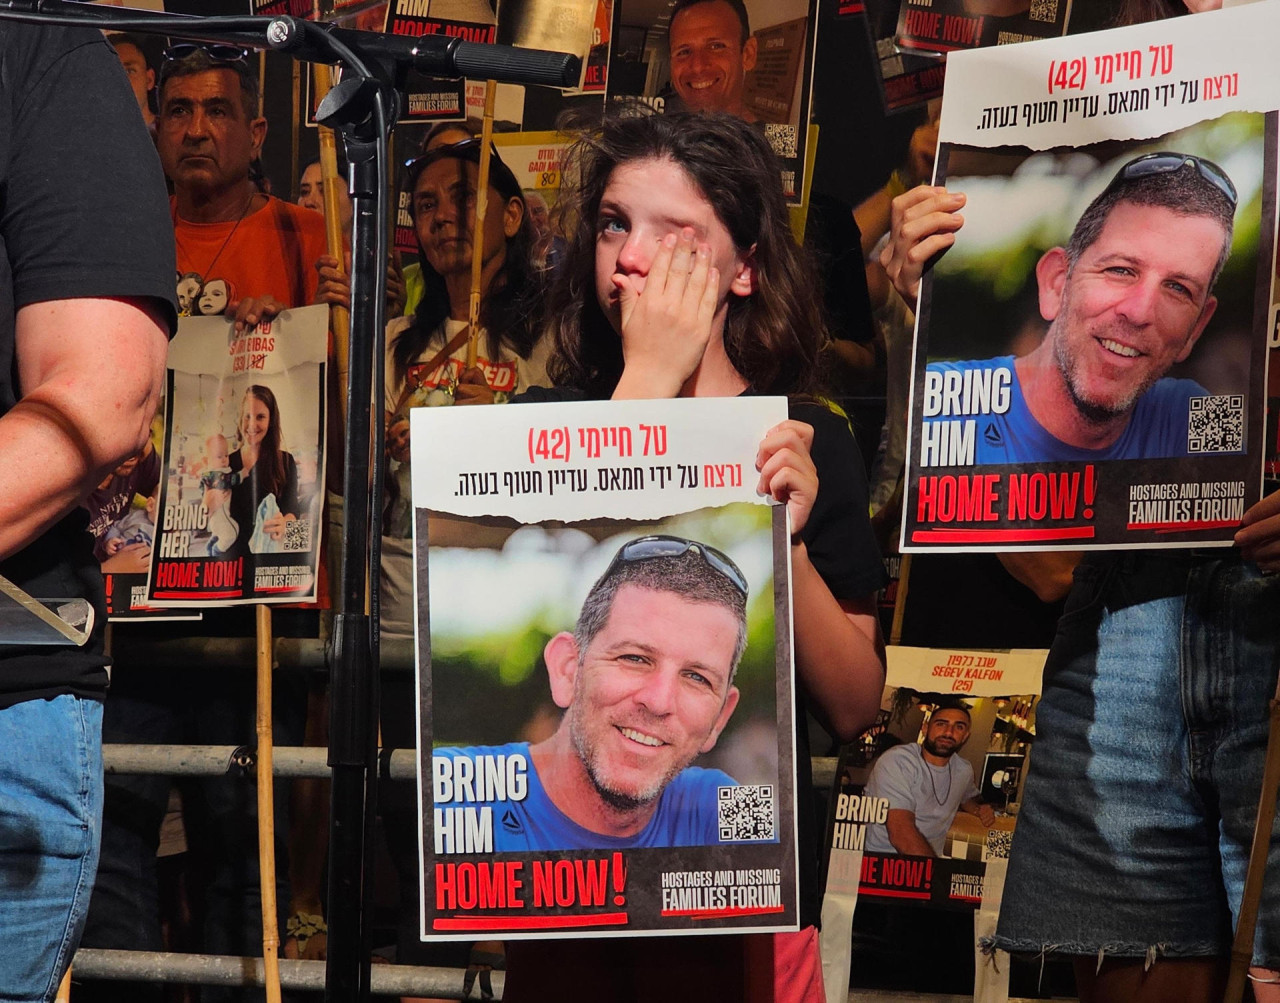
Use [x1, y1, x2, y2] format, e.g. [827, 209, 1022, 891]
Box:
[505, 110, 887, 1003]
[373, 138, 552, 985]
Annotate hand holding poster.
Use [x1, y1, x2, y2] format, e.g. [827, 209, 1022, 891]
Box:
[147, 306, 328, 605]
[410, 396, 799, 939]
[902, 3, 1278, 550]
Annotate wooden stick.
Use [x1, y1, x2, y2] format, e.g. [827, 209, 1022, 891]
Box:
[313, 64, 351, 425]
[256, 604, 283, 1003]
[889, 553, 911, 647]
[257, 51, 267, 120]
[290, 61, 301, 203]
[55, 967, 71, 1003]
[1224, 690, 1280, 1002]
[466, 80, 498, 370]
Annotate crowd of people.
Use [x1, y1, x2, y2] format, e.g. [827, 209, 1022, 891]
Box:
[2, 1, 1279, 1002]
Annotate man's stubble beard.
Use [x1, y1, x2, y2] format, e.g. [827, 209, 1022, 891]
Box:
[922, 735, 961, 759]
[1051, 285, 1161, 426]
[568, 703, 689, 813]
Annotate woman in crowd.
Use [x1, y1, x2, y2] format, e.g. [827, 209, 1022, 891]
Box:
[506, 110, 886, 1002]
[379, 137, 548, 627]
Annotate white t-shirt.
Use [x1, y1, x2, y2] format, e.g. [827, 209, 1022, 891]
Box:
[862, 742, 979, 855]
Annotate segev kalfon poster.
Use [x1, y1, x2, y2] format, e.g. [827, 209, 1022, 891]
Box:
[410, 396, 801, 939]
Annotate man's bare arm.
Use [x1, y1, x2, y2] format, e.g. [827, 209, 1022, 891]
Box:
[960, 798, 996, 826]
[884, 808, 936, 857]
[1, 297, 169, 560]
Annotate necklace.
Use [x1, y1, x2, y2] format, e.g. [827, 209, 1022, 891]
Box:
[173, 192, 255, 308]
[925, 755, 952, 806]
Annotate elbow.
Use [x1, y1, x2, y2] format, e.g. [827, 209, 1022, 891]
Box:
[826, 674, 886, 745]
[88, 356, 165, 479]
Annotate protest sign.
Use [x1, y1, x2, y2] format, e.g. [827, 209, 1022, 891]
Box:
[147, 306, 328, 606]
[86, 391, 199, 622]
[410, 396, 799, 939]
[902, 4, 1278, 551]
[606, 0, 818, 204]
[895, 0, 1071, 56]
[820, 646, 1044, 999]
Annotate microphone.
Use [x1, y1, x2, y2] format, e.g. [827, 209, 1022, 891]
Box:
[265, 16, 581, 89]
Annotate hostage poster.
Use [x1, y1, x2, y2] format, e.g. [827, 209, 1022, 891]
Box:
[410, 397, 798, 940]
[901, 4, 1278, 552]
[895, 0, 1071, 56]
[819, 646, 1045, 998]
[605, 0, 818, 204]
[147, 306, 328, 606]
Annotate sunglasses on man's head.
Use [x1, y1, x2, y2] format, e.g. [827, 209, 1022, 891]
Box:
[162, 43, 251, 65]
[1107, 151, 1237, 208]
[603, 535, 749, 599]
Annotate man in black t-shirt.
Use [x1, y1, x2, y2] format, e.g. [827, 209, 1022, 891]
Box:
[0, 21, 175, 1002]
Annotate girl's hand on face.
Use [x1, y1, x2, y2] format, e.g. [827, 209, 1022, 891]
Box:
[614, 227, 720, 398]
[756, 420, 818, 538]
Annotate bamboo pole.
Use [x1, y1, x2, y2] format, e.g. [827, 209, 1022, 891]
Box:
[290, 61, 301, 202]
[312, 64, 352, 424]
[889, 553, 911, 647]
[255, 605, 283, 1003]
[1224, 689, 1280, 1002]
[465, 81, 499, 370]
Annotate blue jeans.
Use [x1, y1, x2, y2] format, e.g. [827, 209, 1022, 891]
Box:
[0, 694, 103, 1003]
[993, 552, 1280, 966]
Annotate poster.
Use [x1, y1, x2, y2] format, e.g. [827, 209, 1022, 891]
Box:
[605, 0, 819, 204]
[411, 397, 800, 939]
[85, 392, 198, 623]
[901, 5, 1278, 551]
[146, 306, 328, 606]
[819, 645, 1044, 998]
[858, 0, 946, 113]
[895, 0, 1071, 56]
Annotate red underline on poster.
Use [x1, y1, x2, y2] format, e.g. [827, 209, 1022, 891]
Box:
[951, 894, 981, 903]
[660, 905, 786, 919]
[860, 887, 932, 901]
[151, 589, 241, 600]
[433, 912, 630, 931]
[1128, 519, 1241, 532]
[899, 41, 969, 53]
[910, 526, 1096, 543]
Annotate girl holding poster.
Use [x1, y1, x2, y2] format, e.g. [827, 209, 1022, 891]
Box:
[508, 111, 887, 1003]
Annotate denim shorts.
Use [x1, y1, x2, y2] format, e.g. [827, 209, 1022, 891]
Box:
[991, 551, 1280, 967]
[0, 694, 104, 1002]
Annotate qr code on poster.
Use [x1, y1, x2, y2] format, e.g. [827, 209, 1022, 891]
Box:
[283, 517, 312, 553]
[1029, 0, 1058, 21]
[1188, 394, 1244, 453]
[763, 124, 797, 159]
[719, 785, 775, 841]
[984, 828, 1013, 861]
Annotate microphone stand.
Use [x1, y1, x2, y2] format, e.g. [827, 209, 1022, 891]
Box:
[0, 4, 579, 999]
